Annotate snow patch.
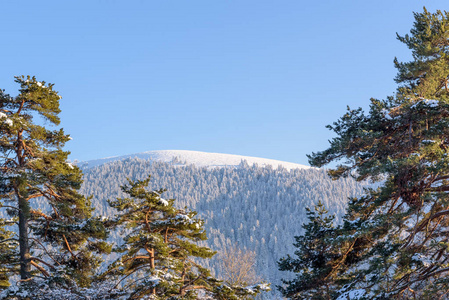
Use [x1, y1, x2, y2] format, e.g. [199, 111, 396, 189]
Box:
[411, 99, 439, 108]
[3, 118, 13, 126]
[158, 198, 169, 206]
[381, 108, 392, 120]
[336, 289, 366, 300]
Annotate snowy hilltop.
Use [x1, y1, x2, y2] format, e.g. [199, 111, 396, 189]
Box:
[81, 149, 312, 170]
[79, 156, 364, 298]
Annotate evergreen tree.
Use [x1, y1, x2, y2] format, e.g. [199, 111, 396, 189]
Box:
[0, 76, 109, 298]
[103, 176, 269, 299]
[0, 216, 16, 289]
[278, 201, 339, 300]
[305, 8, 449, 299]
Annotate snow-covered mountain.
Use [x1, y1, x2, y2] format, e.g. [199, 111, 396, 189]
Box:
[77, 152, 365, 298]
[81, 150, 311, 170]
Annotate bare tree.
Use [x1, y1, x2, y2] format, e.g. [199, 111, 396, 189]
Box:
[219, 243, 262, 286]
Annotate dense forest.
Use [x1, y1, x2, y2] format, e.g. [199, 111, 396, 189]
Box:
[79, 158, 365, 295]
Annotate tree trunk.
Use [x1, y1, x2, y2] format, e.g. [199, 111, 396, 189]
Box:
[16, 129, 31, 280]
[18, 196, 31, 280]
[150, 248, 156, 295]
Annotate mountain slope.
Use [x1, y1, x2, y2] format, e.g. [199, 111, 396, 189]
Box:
[81, 150, 311, 170]
[79, 152, 364, 298]
[1, 151, 361, 298]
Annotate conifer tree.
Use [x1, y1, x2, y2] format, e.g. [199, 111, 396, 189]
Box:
[278, 201, 338, 300]
[0, 76, 109, 298]
[303, 8, 449, 299]
[0, 217, 16, 289]
[104, 176, 269, 299]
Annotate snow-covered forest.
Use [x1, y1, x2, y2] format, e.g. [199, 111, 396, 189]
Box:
[79, 157, 365, 296]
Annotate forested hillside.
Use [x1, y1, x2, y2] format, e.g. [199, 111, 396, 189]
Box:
[79, 157, 365, 295]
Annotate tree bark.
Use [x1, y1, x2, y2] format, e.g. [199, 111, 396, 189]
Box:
[17, 128, 31, 280]
[18, 196, 31, 280]
[150, 248, 155, 295]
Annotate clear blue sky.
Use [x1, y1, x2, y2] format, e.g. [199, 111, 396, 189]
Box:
[1, 1, 447, 165]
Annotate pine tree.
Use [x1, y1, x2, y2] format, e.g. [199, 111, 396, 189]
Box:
[278, 201, 339, 300]
[0, 76, 110, 298]
[0, 216, 16, 289]
[103, 176, 269, 299]
[305, 8, 449, 299]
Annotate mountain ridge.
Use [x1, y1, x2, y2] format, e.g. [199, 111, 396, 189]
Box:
[81, 149, 312, 170]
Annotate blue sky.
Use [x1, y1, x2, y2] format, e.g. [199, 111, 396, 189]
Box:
[1, 1, 447, 165]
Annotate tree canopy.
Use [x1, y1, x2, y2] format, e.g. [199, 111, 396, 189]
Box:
[280, 7, 449, 299]
[103, 176, 269, 299]
[278, 201, 339, 300]
[0, 76, 109, 299]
